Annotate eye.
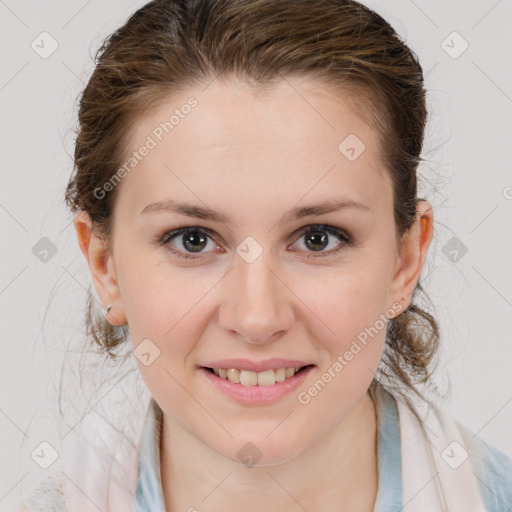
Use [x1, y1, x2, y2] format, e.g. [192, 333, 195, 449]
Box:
[156, 223, 353, 260]
[158, 226, 220, 259]
[290, 224, 353, 257]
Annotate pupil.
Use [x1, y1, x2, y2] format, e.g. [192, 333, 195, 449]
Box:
[183, 231, 207, 252]
[306, 231, 328, 251]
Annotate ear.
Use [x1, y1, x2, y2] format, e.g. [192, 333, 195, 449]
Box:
[387, 200, 434, 315]
[73, 210, 127, 326]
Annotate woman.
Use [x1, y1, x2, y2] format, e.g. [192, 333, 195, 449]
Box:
[18, 0, 512, 510]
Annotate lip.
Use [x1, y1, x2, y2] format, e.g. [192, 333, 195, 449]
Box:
[199, 365, 315, 405]
[200, 358, 312, 372]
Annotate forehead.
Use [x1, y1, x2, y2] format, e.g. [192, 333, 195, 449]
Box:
[117, 76, 392, 218]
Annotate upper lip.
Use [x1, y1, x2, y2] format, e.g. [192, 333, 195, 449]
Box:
[201, 358, 313, 372]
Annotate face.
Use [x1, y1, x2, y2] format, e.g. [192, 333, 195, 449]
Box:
[76, 76, 432, 465]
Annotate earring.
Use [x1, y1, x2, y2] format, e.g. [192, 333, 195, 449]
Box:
[104, 304, 113, 316]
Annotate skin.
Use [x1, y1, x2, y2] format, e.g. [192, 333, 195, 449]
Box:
[74, 75, 434, 511]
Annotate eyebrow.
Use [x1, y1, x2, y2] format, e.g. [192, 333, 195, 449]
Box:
[140, 198, 371, 224]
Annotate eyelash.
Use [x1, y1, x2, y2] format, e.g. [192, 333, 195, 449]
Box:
[155, 224, 353, 261]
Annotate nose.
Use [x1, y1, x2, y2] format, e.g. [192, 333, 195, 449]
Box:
[217, 250, 294, 344]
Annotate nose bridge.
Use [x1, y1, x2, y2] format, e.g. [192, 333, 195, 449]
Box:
[218, 246, 293, 343]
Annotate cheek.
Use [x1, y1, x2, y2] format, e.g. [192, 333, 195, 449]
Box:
[296, 261, 391, 347]
[117, 246, 216, 339]
[122, 266, 209, 408]
[292, 270, 389, 415]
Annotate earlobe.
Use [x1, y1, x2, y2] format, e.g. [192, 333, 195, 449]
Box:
[73, 211, 127, 326]
[388, 200, 434, 312]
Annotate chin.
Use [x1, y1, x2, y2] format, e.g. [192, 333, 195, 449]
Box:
[217, 436, 307, 467]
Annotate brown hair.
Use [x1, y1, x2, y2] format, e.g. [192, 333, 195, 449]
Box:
[65, 0, 440, 405]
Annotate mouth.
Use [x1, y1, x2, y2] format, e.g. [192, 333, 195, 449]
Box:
[199, 363, 315, 405]
[201, 364, 315, 386]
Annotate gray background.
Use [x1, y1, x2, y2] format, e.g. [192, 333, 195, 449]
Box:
[1, 0, 512, 508]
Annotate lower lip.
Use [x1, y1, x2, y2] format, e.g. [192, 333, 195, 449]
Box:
[198, 366, 314, 405]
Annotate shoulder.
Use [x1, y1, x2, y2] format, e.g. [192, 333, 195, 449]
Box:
[388, 388, 512, 510]
[458, 421, 512, 510]
[15, 472, 66, 512]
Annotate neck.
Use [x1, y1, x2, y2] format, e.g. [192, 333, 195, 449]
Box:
[160, 392, 379, 512]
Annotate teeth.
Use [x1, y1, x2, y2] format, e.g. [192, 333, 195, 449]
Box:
[285, 367, 295, 378]
[212, 366, 303, 386]
[274, 368, 286, 382]
[240, 370, 258, 386]
[227, 368, 240, 383]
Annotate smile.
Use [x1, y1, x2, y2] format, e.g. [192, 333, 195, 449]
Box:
[199, 365, 315, 405]
[205, 366, 310, 386]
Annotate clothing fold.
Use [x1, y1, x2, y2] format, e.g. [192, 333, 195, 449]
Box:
[18, 385, 512, 512]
